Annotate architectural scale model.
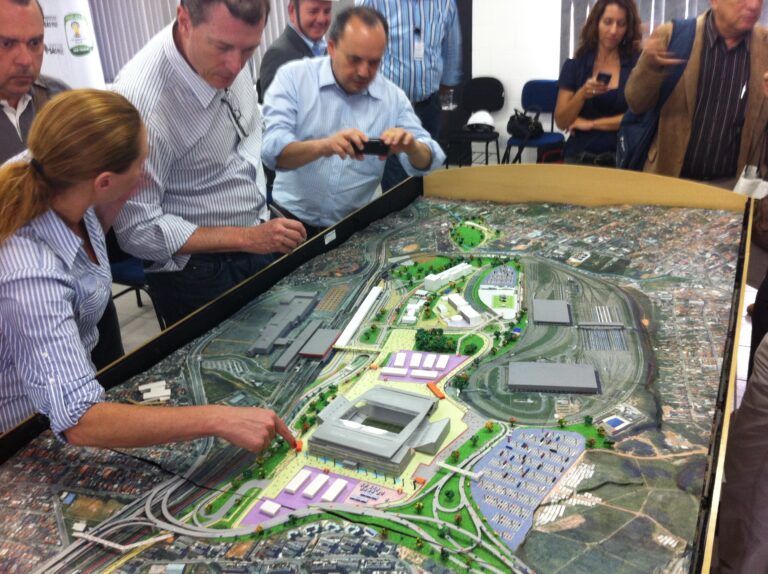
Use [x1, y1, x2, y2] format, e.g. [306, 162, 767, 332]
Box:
[0, 197, 742, 574]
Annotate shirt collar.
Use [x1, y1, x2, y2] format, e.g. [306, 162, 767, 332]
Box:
[0, 93, 31, 115]
[163, 22, 221, 107]
[30, 210, 88, 268]
[705, 9, 751, 52]
[318, 57, 385, 100]
[288, 22, 327, 56]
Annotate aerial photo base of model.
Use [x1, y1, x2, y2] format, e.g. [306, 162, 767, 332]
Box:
[3, 168, 745, 574]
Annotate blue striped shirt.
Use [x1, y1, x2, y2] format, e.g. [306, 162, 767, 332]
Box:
[0, 207, 107, 436]
[112, 24, 269, 273]
[262, 57, 445, 227]
[356, 0, 462, 102]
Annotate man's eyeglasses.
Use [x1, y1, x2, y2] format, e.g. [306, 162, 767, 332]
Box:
[221, 89, 248, 139]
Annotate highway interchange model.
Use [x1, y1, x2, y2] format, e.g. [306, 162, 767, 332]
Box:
[1, 198, 742, 574]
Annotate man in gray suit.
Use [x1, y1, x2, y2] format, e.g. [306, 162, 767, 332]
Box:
[258, 0, 336, 102]
[0, 0, 68, 163]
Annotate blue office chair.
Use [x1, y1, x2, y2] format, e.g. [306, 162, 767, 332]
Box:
[107, 230, 165, 330]
[502, 80, 565, 164]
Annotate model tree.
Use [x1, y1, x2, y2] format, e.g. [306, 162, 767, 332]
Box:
[485, 420, 494, 432]
[584, 415, 593, 426]
[415, 502, 424, 515]
[508, 416, 517, 427]
[450, 450, 460, 463]
[586, 437, 596, 448]
[558, 417, 567, 428]
[597, 426, 606, 438]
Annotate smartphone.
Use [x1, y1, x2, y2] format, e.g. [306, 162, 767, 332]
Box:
[596, 72, 612, 85]
[359, 139, 390, 156]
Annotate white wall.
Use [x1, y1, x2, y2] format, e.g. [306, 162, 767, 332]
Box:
[473, 0, 562, 137]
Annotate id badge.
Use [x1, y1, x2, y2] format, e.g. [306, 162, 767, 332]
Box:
[414, 39, 425, 60]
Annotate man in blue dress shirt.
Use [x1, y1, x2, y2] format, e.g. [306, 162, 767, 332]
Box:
[262, 6, 445, 234]
[113, 0, 307, 327]
[356, 0, 461, 190]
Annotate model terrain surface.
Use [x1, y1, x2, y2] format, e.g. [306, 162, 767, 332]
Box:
[2, 198, 741, 574]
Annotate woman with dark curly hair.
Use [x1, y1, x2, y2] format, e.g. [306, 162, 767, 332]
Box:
[554, 0, 642, 166]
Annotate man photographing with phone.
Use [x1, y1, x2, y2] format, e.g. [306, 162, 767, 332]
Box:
[262, 6, 444, 235]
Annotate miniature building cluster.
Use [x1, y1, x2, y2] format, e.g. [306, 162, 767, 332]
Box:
[247, 291, 340, 371]
[424, 262, 474, 292]
[446, 293, 482, 326]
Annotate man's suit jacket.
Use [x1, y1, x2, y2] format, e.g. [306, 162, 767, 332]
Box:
[0, 75, 69, 163]
[625, 13, 768, 178]
[258, 26, 314, 103]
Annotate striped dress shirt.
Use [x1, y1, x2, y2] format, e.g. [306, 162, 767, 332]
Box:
[0, 208, 108, 436]
[112, 24, 268, 273]
[356, 0, 462, 102]
[262, 57, 446, 228]
[681, 11, 751, 181]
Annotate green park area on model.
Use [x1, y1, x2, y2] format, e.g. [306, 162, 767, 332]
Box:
[359, 324, 382, 343]
[451, 221, 490, 250]
[293, 385, 339, 432]
[414, 328, 483, 355]
[555, 418, 614, 449]
[393, 255, 453, 280]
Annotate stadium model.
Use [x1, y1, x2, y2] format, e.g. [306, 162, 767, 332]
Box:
[308, 386, 450, 474]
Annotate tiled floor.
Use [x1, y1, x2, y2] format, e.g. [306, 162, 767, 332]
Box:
[111, 285, 162, 355]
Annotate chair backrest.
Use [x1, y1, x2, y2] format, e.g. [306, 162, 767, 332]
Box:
[462, 77, 505, 113]
[521, 80, 559, 130]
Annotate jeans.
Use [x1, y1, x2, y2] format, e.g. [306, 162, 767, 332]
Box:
[147, 252, 274, 327]
[381, 92, 442, 193]
[91, 299, 124, 369]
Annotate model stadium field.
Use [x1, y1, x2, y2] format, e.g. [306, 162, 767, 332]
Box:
[492, 294, 516, 308]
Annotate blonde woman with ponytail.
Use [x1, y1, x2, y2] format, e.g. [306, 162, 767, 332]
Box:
[0, 89, 294, 452]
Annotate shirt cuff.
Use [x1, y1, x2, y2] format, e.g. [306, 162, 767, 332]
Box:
[400, 139, 447, 176]
[262, 131, 296, 171]
[49, 378, 105, 441]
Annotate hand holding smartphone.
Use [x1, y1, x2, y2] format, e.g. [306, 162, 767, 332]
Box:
[596, 72, 612, 85]
[358, 138, 390, 156]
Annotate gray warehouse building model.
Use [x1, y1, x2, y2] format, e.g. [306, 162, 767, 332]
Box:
[532, 299, 572, 325]
[507, 362, 601, 394]
[309, 386, 450, 475]
[248, 291, 318, 355]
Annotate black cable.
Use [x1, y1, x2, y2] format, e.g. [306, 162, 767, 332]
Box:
[108, 448, 234, 496]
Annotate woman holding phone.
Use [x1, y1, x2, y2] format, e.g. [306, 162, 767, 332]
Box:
[554, 0, 642, 166]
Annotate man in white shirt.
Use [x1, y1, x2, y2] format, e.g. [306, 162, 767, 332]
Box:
[0, 0, 68, 163]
